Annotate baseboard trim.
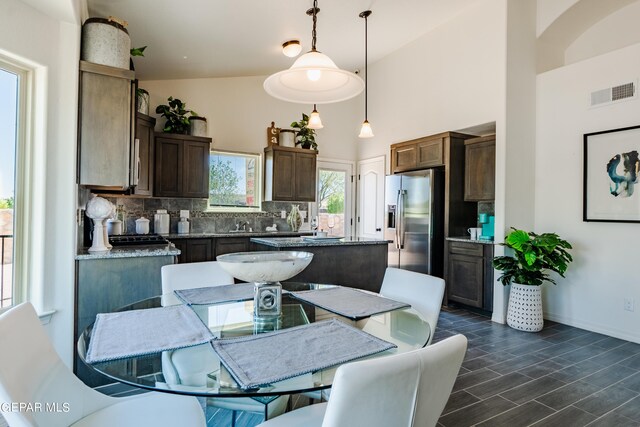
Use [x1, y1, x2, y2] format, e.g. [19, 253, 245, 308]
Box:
[544, 312, 640, 344]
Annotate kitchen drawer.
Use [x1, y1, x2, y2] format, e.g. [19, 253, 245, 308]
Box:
[448, 241, 483, 257]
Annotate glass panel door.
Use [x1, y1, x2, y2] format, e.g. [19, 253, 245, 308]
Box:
[0, 68, 18, 308]
[316, 161, 354, 237]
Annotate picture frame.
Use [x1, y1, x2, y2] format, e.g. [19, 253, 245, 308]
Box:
[583, 125, 640, 222]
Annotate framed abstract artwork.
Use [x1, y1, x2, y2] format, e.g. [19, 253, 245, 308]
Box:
[584, 125, 640, 222]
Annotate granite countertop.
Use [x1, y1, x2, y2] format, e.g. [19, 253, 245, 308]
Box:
[250, 237, 392, 248]
[446, 236, 496, 245]
[76, 244, 181, 260]
[165, 231, 313, 239]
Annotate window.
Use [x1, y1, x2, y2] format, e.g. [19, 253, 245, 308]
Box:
[317, 160, 354, 237]
[209, 151, 261, 209]
[0, 65, 20, 308]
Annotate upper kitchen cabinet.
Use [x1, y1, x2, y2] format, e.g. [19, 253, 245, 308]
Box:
[390, 134, 445, 173]
[264, 146, 317, 202]
[131, 113, 156, 196]
[154, 133, 211, 198]
[78, 60, 135, 189]
[464, 134, 495, 201]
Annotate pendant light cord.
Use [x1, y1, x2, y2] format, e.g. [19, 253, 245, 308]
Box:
[312, 0, 318, 51]
[364, 12, 368, 120]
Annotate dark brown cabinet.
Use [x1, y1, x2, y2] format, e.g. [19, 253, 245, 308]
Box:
[171, 238, 213, 263]
[390, 135, 444, 173]
[264, 146, 317, 202]
[132, 113, 156, 196]
[465, 135, 495, 201]
[215, 237, 250, 257]
[445, 240, 493, 311]
[154, 133, 211, 198]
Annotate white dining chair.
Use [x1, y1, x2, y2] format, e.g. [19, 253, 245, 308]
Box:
[257, 334, 467, 427]
[0, 302, 205, 427]
[379, 267, 446, 345]
[160, 260, 289, 426]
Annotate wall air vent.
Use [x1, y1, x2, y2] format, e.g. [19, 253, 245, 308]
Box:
[590, 81, 637, 108]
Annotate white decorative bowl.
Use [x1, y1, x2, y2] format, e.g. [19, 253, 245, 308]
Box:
[216, 251, 313, 283]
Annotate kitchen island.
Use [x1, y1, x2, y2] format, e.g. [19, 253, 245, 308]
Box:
[250, 237, 390, 292]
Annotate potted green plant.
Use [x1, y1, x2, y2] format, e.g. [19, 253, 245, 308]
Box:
[155, 97, 195, 134]
[493, 228, 573, 332]
[291, 113, 317, 150]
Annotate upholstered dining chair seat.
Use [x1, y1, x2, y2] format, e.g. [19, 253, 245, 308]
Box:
[379, 267, 446, 345]
[0, 302, 206, 427]
[258, 334, 467, 427]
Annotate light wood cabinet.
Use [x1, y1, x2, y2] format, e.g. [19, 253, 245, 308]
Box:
[154, 133, 211, 198]
[465, 135, 495, 201]
[78, 60, 135, 189]
[264, 146, 318, 202]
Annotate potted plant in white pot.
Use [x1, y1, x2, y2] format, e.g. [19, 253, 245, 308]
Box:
[493, 228, 573, 332]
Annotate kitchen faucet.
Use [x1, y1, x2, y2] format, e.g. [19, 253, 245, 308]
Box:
[235, 221, 249, 231]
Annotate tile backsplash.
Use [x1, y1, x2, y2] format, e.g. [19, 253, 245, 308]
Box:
[102, 197, 312, 235]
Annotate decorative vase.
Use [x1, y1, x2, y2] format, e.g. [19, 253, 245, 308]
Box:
[287, 205, 302, 232]
[137, 91, 149, 115]
[190, 116, 207, 137]
[506, 283, 544, 332]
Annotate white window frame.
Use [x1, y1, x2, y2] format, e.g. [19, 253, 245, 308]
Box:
[207, 149, 263, 212]
[0, 54, 41, 314]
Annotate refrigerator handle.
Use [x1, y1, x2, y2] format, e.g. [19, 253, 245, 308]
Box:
[395, 190, 401, 249]
[399, 190, 405, 249]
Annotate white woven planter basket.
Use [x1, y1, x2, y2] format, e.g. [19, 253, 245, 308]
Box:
[506, 283, 544, 332]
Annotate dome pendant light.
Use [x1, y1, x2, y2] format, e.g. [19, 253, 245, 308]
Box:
[308, 104, 324, 129]
[358, 10, 374, 138]
[264, 0, 364, 104]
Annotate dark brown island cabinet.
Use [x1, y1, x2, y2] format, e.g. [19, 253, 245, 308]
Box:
[154, 133, 211, 198]
[464, 134, 496, 201]
[264, 146, 318, 202]
[445, 240, 494, 312]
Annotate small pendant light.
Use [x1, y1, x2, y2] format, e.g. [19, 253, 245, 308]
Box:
[308, 104, 324, 129]
[358, 10, 374, 138]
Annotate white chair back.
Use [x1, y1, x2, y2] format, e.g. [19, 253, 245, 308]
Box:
[0, 303, 114, 427]
[161, 261, 234, 294]
[380, 267, 445, 345]
[322, 334, 467, 427]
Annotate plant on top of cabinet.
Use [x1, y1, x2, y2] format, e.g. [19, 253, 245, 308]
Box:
[291, 113, 317, 149]
[155, 96, 196, 134]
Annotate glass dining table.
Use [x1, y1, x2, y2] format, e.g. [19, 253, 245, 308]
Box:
[77, 282, 431, 399]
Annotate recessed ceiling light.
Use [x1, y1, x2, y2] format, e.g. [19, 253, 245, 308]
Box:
[282, 40, 302, 58]
[183, 56, 188, 59]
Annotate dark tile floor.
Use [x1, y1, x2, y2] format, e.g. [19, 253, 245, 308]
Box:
[1, 306, 638, 427]
[435, 306, 640, 426]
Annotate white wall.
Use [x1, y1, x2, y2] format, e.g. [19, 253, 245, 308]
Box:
[0, 0, 80, 364]
[565, 0, 640, 66]
[140, 76, 360, 161]
[357, 0, 505, 168]
[536, 42, 640, 343]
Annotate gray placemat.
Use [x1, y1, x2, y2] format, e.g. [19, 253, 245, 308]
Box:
[175, 283, 257, 305]
[290, 286, 410, 319]
[211, 319, 396, 390]
[86, 305, 213, 363]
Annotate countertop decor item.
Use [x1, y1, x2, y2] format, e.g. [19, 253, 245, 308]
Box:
[287, 204, 303, 231]
[155, 96, 195, 134]
[493, 228, 573, 332]
[263, 0, 364, 104]
[154, 209, 170, 235]
[135, 217, 150, 235]
[267, 121, 280, 145]
[291, 114, 317, 149]
[278, 129, 296, 147]
[358, 10, 374, 138]
[86, 196, 113, 253]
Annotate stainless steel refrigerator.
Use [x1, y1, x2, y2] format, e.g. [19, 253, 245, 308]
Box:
[385, 169, 445, 277]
